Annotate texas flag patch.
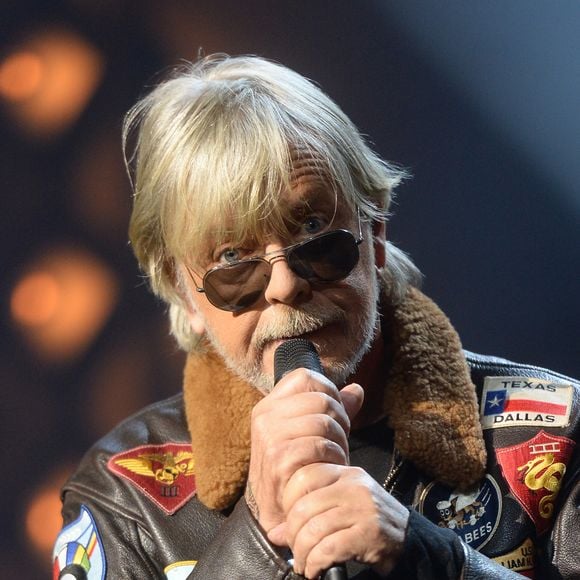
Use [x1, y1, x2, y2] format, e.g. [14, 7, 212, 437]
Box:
[480, 376, 572, 430]
[108, 443, 197, 514]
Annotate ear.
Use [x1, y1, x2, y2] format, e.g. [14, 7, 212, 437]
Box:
[186, 302, 206, 336]
[176, 264, 207, 336]
[372, 219, 387, 269]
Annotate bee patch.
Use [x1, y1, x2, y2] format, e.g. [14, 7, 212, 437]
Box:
[418, 475, 502, 551]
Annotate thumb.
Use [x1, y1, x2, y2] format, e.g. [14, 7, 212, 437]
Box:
[339, 383, 364, 423]
[267, 522, 288, 547]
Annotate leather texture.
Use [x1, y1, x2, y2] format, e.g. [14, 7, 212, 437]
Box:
[55, 353, 579, 579]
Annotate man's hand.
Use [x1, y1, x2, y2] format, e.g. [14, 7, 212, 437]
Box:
[246, 368, 364, 534]
[270, 463, 409, 579]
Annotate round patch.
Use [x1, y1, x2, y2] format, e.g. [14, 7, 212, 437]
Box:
[418, 474, 502, 550]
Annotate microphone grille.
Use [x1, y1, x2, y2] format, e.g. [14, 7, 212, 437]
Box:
[273, 339, 323, 384]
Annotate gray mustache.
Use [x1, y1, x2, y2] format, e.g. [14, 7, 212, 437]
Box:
[252, 304, 347, 352]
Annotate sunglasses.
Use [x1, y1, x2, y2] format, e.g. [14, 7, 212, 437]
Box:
[188, 227, 363, 312]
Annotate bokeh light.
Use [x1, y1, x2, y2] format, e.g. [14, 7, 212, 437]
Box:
[24, 467, 72, 565]
[0, 28, 104, 138]
[10, 272, 61, 327]
[10, 247, 120, 363]
[0, 50, 44, 102]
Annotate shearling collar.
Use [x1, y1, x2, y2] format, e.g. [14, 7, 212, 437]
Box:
[183, 286, 486, 510]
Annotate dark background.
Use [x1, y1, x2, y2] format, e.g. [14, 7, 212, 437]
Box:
[1, 1, 578, 577]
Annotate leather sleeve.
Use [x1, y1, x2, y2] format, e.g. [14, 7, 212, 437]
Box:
[57, 490, 163, 579]
[460, 543, 522, 579]
[543, 447, 580, 578]
[188, 498, 299, 579]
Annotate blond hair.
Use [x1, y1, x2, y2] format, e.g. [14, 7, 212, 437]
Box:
[123, 54, 420, 350]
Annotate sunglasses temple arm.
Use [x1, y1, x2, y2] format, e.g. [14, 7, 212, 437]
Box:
[356, 207, 364, 243]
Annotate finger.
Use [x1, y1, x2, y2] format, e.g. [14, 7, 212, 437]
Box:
[282, 463, 343, 515]
[253, 390, 351, 435]
[289, 505, 346, 575]
[267, 437, 347, 493]
[339, 383, 364, 424]
[268, 368, 342, 402]
[285, 414, 349, 455]
[267, 522, 287, 546]
[285, 482, 341, 548]
[302, 527, 356, 580]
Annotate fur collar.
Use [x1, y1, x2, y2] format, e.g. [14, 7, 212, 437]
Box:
[183, 287, 486, 510]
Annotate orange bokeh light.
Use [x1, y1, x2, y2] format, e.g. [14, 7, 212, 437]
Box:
[0, 50, 44, 102]
[25, 486, 64, 558]
[10, 247, 120, 363]
[24, 467, 72, 564]
[10, 272, 61, 327]
[0, 28, 104, 138]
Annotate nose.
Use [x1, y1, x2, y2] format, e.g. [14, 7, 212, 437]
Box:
[263, 251, 311, 306]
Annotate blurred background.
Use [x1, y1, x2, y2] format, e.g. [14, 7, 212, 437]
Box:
[1, 1, 578, 577]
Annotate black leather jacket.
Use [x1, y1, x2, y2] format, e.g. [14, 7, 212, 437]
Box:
[53, 351, 579, 579]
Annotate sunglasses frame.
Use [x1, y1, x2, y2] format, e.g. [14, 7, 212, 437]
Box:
[187, 212, 364, 312]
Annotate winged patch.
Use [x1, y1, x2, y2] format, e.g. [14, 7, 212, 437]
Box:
[108, 443, 197, 514]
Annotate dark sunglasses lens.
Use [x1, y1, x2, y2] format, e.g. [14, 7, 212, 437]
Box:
[203, 260, 270, 312]
[203, 230, 360, 311]
[288, 230, 359, 282]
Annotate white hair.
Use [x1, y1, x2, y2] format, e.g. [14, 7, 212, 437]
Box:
[123, 54, 421, 351]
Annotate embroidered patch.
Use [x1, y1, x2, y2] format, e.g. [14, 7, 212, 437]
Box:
[52, 505, 106, 580]
[480, 376, 572, 430]
[493, 537, 535, 578]
[164, 560, 197, 579]
[418, 474, 502, 550]
[495, 430, 575, 535]
[108, 443, 197, 515]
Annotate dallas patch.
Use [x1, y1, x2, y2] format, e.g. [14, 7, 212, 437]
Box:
[418, 475, 502, 550]
[496, 430, 575, 535]
[480, 376, 572, 430]
[53, 505, 106, 579]
[108, 443, 197, 514]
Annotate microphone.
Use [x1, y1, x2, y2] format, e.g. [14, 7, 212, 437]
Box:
[274, 339, 347, 580]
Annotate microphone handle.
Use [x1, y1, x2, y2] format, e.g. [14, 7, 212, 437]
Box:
[323, 564, 347, 579]
[273, 340, 348, 580]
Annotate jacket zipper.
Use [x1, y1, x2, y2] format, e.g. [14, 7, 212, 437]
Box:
[383, 448, 404, 492]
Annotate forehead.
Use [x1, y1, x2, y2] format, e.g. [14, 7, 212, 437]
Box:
[183, 146, 355, 267]
[282, 144, 354, 214]
[284, 156, 340, 212]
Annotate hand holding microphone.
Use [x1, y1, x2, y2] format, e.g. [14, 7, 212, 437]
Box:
[245, 338, 363, 577]
[273, 339, 349, 580]
[247, 338, 409, 578]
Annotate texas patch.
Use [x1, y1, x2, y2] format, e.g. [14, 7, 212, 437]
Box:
[108, 443, 196, 514]
[53, 505, 106, 580]
[418, 475, 502, 550]
[480, 376, 572, 430]
[496, 430, 575, 535]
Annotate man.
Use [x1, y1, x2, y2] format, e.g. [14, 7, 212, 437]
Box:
[53, 55, 578, 579]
